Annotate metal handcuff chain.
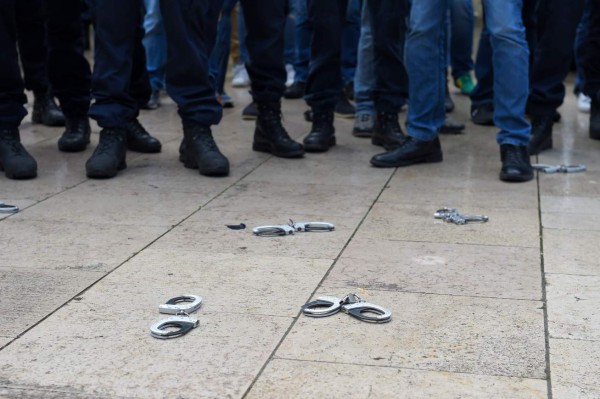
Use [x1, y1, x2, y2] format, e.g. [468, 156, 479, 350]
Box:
[0, 201, 19, 214]
[302, 293, 392, 324]
[150, 294, 203, 339]
[253, 219, 335, 236]
[434, 207, 489, 225]
[532, 163, 586, 174]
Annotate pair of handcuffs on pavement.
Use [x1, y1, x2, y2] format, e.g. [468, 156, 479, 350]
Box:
[0, 201, 19, 214]
[150, 295, 203, 339]
[532, 163, 586, 174]
[434, 207, 489, 225]
[253, 219, 335, 237]
[302, 293, 392, 324]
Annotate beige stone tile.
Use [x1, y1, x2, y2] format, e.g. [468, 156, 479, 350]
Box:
[0, 337, 12, 348]
[543, 229, 600, 276]
[0, 267, 104, 337]
[152, 209, 361, 260]
[538, 170, 600, 197]
[541, 195, 600, 214]
[0, 387, 99, 399]
[91, 248, 331, 317]
[0, 300, 290, 399]
[247, 359, 548, 399]
[356, 202, 540, 248]
[276, 289, 546, 379]
[0, 199, 36, 220]
[0, 218, 168, 271]
[20, 181, 208, 226]
[19, 121, 63, 146]
[546, 274, 600, 341]
[203, 180, 379, 217]
[550, 338, 600, 399]
[542, 212, 600, 231]
[328, 238, 541, 300]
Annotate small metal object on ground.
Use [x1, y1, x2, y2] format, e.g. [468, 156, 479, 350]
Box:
[226, 223, 246, 230]
[532, 163, 587, 173]
[0, 202, 19, 213]
[302, 293, 392, 324]
[150, 294, 203, 339]
[253, 219, 335, 236]
[434, 207, 488, 225]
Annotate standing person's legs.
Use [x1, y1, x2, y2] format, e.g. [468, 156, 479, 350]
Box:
[341, 0, 360, 88]
[449, 0, 475, 92]
[353, 0, 376, 137]
[575, 0, 592, 112]
[143, 0, 167, 107]
[160, 0, 230, 176]
[291, 0, 310, 85]
[470, 23, 495, 125]
[209, 0, 238, 97]
[583, 0, 600, 139]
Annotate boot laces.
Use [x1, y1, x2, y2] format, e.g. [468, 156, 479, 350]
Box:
[127, 119, 150, 137]
[504, 145, 527, 166]
[95, 134, 121, 155]
[259, 107, 292, 140]
[1, 131, 26, 156]
[193, 131, 219, 151]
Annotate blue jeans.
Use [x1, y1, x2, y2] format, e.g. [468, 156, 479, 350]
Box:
[407, 0, 530, 146]
[290, 0, 310, 83]
[448, 0, 474, 79]
[354, 0, 375, 115]
[143, 0, 166, 92]
[342, 0, 360, 84]
[575, 0, 592, 94]
[208, 0, 239, 95]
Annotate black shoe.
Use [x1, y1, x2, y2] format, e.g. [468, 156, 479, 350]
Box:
[145, 90, 161, 110]
[352, 113, 375, 138]
[344, 81, 355, 101]
[242, 101, 258, 120]
[86, 128, 127, 179]
[32, 92, 65, 127]
[58, 118, 91, 152]
[304, 109, 313, 122]
[372, 112, 405, 150]
[303, 111, 336, 152]
[284, 81, 306, 99]
[334, 97, 355, 119]
[439, 117, 465, 134]
[181, 125, 229, 176]
[590, 98, 600, 140]
[253, 102, 305, 158]
[528, 116, 553, 155]
[471, 103, 494, 126]
[445, 83, 455, 113]
[124, 119, 162, 153]
[499, 144, 533, 182]
[0, 128, 37, 179]
[370, 136, 443, 168]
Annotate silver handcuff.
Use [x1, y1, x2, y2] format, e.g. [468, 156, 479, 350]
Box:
[253, 219, 335, 237]
[434, 207, 489, 225]
[302, 293, 392, 324]
[150, 295, 202, 339]
[0, 201, 19, 214]
[532, 163, 586, 174]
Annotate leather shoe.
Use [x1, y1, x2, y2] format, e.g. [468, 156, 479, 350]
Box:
[528, 116, 553, 155]
[284, 82, 305, 99]
[303, 111, 335, 152]
[58, 118, 91, 152]
[590, 98, 600, 140]
[253, 102, 304, 158]
[181, 125, 229, 176]
[471, 103, 494, 126]
[32, 92, 65, 127]
[499, 144, 533, 182]
[439, 117, 465, 134]
[370, 136, 443, 168]
[124, 119, 162, 153]
[86, 128, 127, 179]
[372, 112, 405, 150]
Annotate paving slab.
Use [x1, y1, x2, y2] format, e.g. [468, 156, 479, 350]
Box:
[0, 338, 12, 349]
[277, 289, 546, 379]
[540, 195, 600, 214]
[0, 386, 106, 399]
[355, 202, 540, 248]
[152, 209, 361, 260]
[247, 359, 548, 399]
[0, 219, 168, 272]
[550, 338, 600, 399]
[542, 212, 600, 231]
[538, 170, 600, 197]
[543, 229, 600, 276]
[546, 274, 600, 341]
[327, 238, 541, 300]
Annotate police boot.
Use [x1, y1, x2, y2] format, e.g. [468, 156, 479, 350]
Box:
[32, 91, 65, 127]
[372, 112, 405, 150]
[85, 128, 127, 178]
[181, 125, 229, 177]
[253, 102, 305, 158]
[528, 115, 553, 155]
[0, 128, 37, 179]
[124, 118, 162, 153]
[303, 110, 336, 152]
[58, 117, 91, 152]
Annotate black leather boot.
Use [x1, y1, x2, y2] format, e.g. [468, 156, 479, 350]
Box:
[528, 116, 553, 155]
[181, 125, 229, 176]
[58, 118, 91, 152]
[371, 112, 405, 150]
[303, 111, 336, 152]
[471, 103, 494, 126]
[32, 91, 65, 127]
[85, 128, 127, 179]
[499, 144, 533, 182]
[253, 102, 305, 158]
[590, 98, 600, 140]
[0, 128, 37, 179]
[124, 119, 162, 153]
[284, 82, 306, 99]
[370, 136, 443, 168]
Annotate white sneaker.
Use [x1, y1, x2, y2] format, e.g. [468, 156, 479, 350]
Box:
[232, 64, 250, 87]
[285, 64, 295, 87]
[578, 92, 591, 113]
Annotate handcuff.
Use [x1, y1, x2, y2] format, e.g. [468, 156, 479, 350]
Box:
[434, 207, 488, 225]
[253, 219, 335, 236]
[150, 295, 202, 339]
[302, 293, 392, 324]
[532, 163, 586, 174]
[0, 201, 19, 214]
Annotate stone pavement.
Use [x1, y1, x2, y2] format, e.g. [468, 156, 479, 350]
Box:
[0, 86, 598, 399]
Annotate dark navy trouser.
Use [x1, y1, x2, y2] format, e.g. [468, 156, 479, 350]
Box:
[583, 1, 600, 102]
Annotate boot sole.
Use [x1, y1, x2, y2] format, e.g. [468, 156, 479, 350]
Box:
[371, 152, 443, 168]
[304, 136, 336, 153]
[352, 129, 372, 138]
[252, 142, 305, 158]
[86, 160, 127, 179]
[334, 112, 355, 119]
[183, 159, 229, 177]
[0, 161, 37, 179]
[371, 136, 404, 151]
[127, 144, 162, 153]
[58, 140, 90, 153]
[499, 171, 534, 182]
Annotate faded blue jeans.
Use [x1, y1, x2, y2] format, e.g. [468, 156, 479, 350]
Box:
[407, 0, 530, 146]
[354, 0, 375, 116]
[143, 0, 166, 91]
